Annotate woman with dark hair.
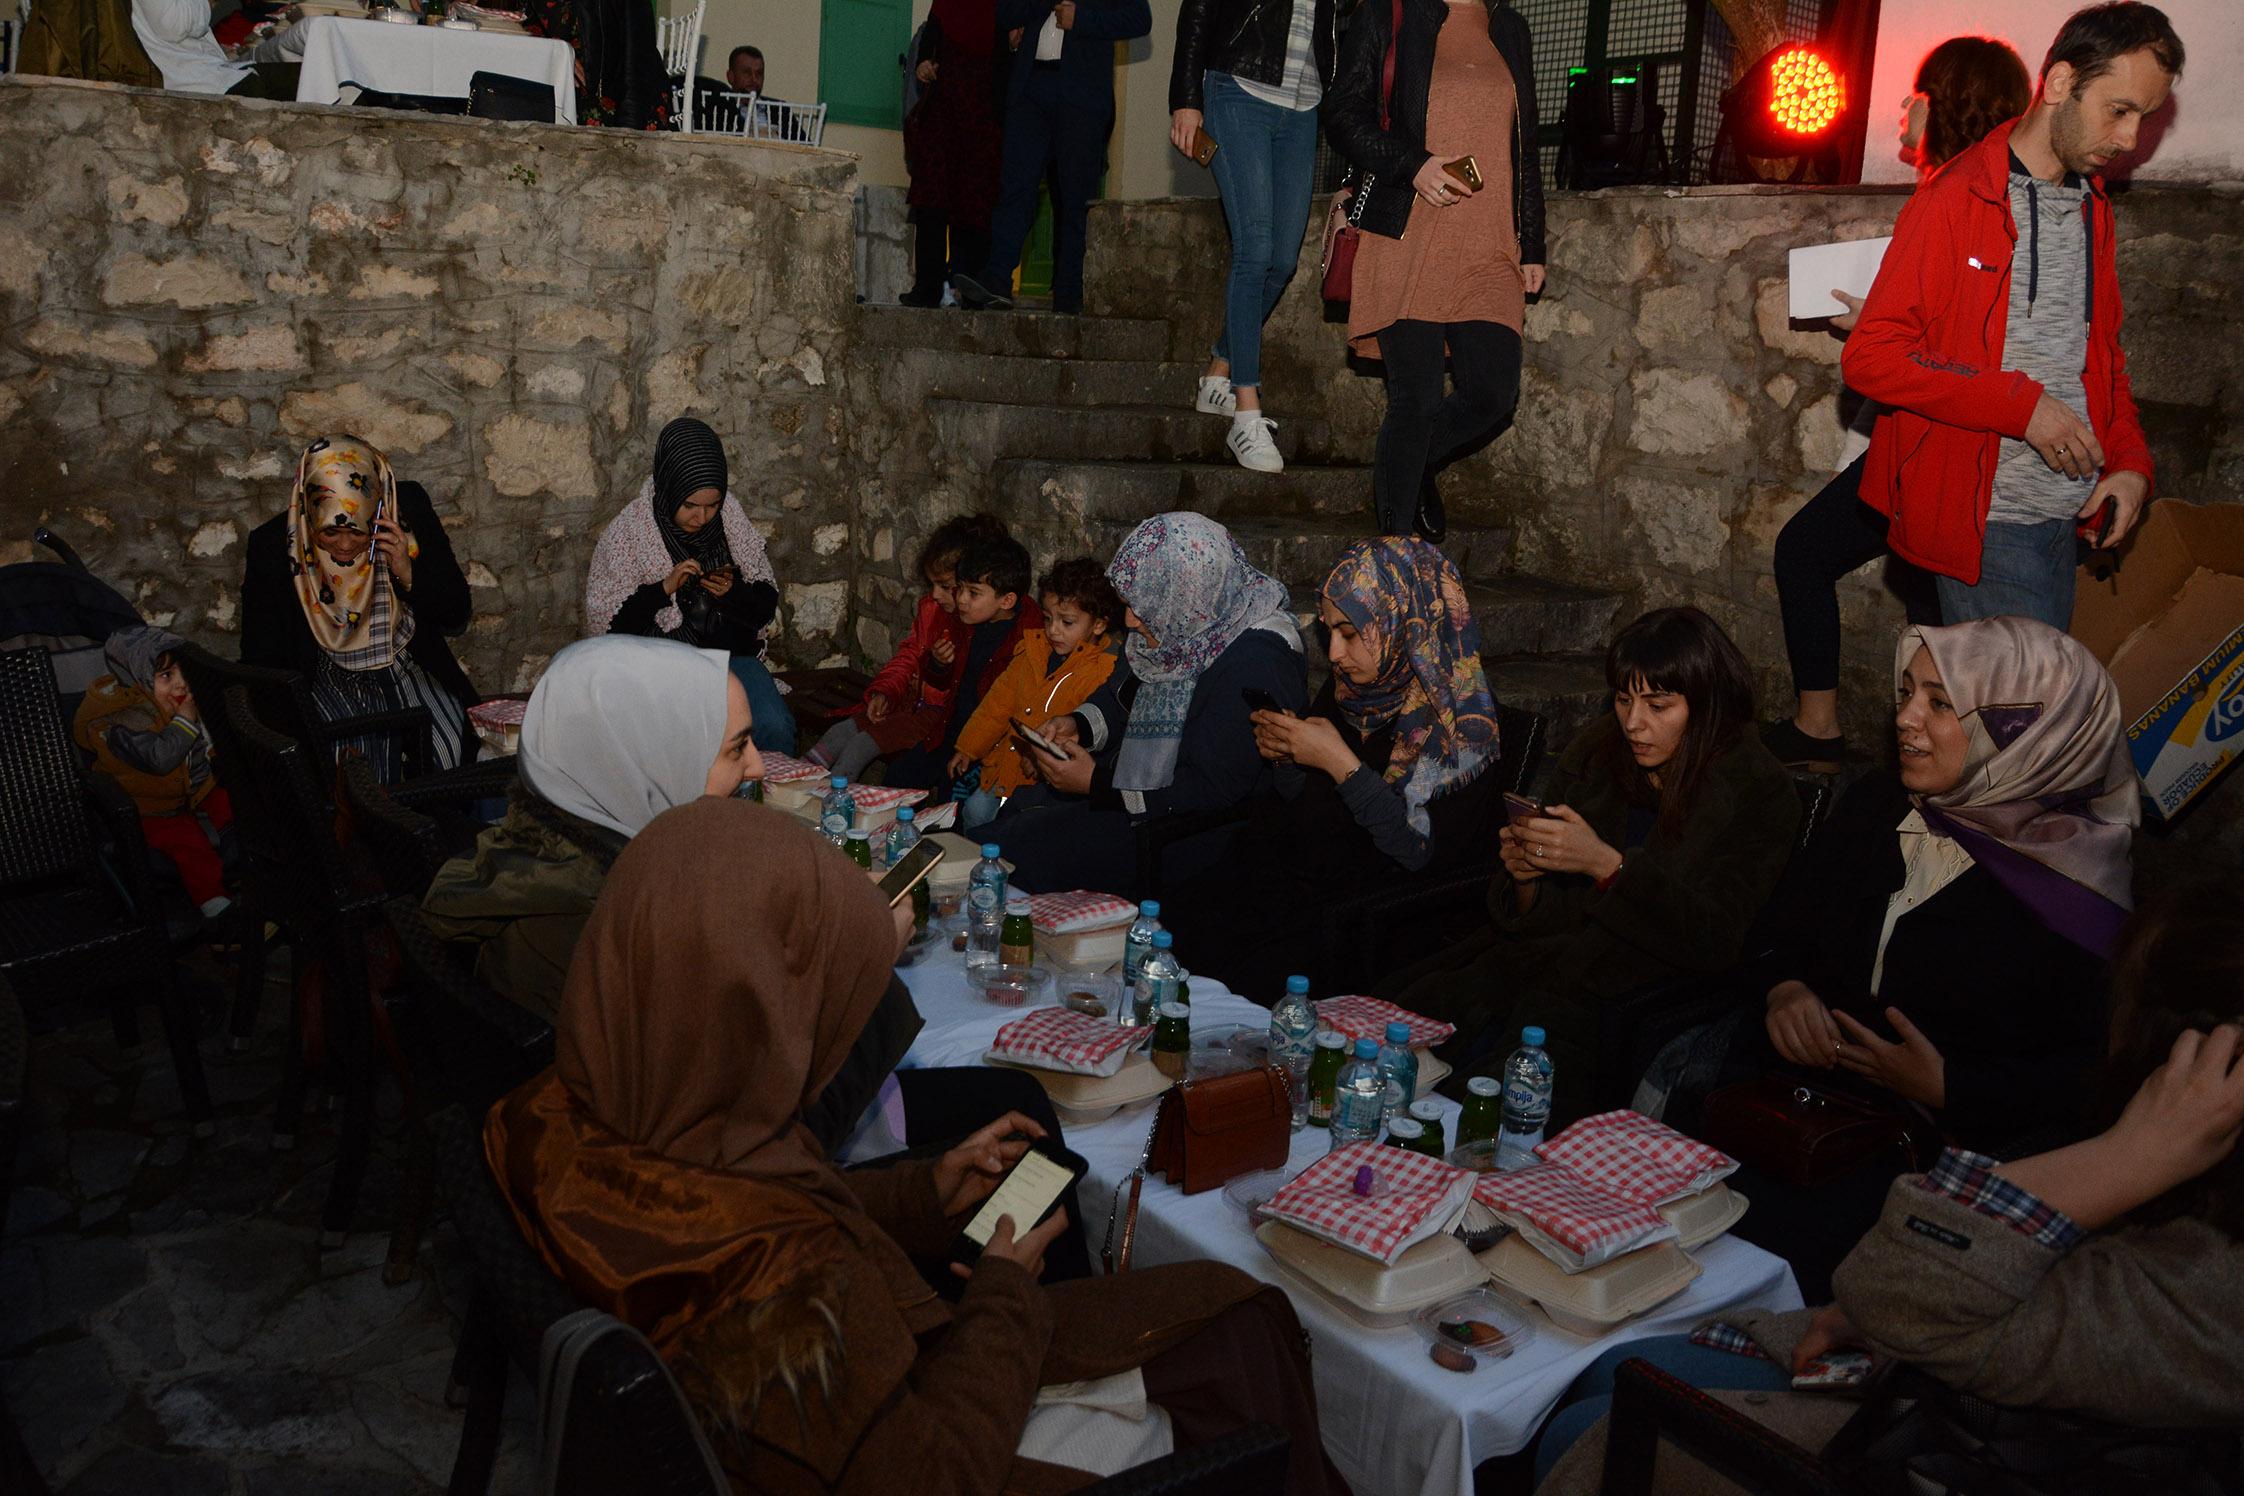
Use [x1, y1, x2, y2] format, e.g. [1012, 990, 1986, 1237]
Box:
[1723, 615, 2137, 1300]
[1763, 35, 2031, 771]
[583, 416, 795, 754]
[1377, 607, 1800, 1126]
[1322, 0, 1546, 539]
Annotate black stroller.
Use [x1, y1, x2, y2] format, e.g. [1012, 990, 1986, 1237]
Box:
[0, 526, 145, 721]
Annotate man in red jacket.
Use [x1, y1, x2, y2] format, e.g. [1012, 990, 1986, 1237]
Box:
[1844, 2, 2182, 630]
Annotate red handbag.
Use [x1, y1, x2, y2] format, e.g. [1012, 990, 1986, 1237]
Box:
[1320, 0, 1403, 304]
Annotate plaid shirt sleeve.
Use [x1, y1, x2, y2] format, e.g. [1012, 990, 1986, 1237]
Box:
[1915, 1147, 2086, 1252]
[1688, 1321, 1772, 1360]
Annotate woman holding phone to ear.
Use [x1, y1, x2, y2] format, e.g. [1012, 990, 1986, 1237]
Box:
[1322, 0, 1545, 541]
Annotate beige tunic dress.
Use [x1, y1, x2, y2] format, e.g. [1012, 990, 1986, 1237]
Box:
[1348, 0, 1526, 357]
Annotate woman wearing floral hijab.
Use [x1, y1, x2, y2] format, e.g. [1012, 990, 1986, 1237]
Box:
[1165, 537, 1506, 991]
[240, 434, 477, 781]
[585, 415, 795, 753]
[988, 512, 1307, 896]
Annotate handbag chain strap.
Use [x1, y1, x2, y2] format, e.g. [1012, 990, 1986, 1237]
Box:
[1098, 1098, 1167, 1275]
[1342, 0, 1406, 229]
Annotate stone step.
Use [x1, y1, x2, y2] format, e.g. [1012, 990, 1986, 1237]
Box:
[929, 398, 1328, 466]
[993, 457, 1372, 525]
[891, 349, 1203, 408]
[857, 305, 1169, 362]
[1483, 653, 1612, 764]
[1285, 574, 1619, 661]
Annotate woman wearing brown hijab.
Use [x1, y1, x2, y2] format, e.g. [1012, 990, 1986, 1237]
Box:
[486, 798, 1350, 1495]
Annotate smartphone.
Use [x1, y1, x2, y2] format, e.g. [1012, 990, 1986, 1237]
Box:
[952, 1139, 1089, 1265]
[2076, 496, 2116, 547]
[1444, 155, 1484, 192]
[1502, 792, 1545, 826]
[1010, 718, 1063, 758]
[1190, 126, 1219, 167]
[1241, 687, 1281, 714]
[876, 839, 945, 907]
[1791, 1351, 1875, 1392]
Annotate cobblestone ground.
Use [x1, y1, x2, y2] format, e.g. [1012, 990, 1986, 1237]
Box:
[3, 956, 537, 1494]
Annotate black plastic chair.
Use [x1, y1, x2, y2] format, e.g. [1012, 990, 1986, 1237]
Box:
[340, 755, 451, 902]
[178, 641, 439, 787]
[0, 647, 211, 1130]
[1601, 1356, 1855, 1496]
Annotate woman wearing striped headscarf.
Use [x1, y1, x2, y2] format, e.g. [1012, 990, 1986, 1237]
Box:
[1163, 536, 1506, 994]
[240, 434, 478, 782]
[584, 415, 795, 754]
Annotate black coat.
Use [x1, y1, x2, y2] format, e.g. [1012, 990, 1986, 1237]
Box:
[1322, 0, 1545, 259]
[1169, 0, 1338, 113]
[241, 481, 477, 709]
[1764, 772, 2108, 1147]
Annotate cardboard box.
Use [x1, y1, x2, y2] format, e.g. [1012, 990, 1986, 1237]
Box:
[2071, 499, 2244, 822]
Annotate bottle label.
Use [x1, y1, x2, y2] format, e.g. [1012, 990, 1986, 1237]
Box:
[969, 886, 999, 914]
[821, 812, 848, 837]
[1502, 1076, 1549, 1120]
[1336, 1087, 1381, 1133]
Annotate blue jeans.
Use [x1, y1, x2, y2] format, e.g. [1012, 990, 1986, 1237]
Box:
[1935, 517, 2077, 629]
[727, 654, 798, 756]
[1202, 72, 1320, 391]
[1533, 1334, 1795, 1483]
[959, 786, 1004, 830]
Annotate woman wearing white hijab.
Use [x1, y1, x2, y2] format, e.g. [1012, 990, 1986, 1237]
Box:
[421, 635, 759, 1018]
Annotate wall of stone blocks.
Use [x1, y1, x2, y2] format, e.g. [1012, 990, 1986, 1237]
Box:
[0, 77, 868, 692]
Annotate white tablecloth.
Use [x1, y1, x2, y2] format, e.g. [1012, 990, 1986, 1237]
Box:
[898, 958, 1803, 1496]
[294, 15, 575, 119]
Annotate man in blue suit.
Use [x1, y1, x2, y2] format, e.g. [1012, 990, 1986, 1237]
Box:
[953, 0, 1153, 315]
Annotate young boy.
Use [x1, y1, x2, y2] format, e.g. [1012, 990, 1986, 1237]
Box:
[884, 534, 1042, 797]
[948, 558, 1123, 829]
[72, 625, 237, 919]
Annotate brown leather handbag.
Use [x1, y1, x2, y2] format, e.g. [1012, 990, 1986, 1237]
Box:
[1147, 1064, 1293, 1195]
[1320, 0, 1404, 304]
[1700, 1077, 1932, 1191]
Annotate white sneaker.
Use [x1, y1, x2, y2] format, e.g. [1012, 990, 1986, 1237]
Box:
[1227, 414, 1283, 473]
[1195, 374, 1237, 416]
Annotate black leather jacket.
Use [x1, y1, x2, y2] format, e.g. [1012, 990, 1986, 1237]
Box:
[1322, 0, 1545, 263]
[1170, 0, 1338, 113]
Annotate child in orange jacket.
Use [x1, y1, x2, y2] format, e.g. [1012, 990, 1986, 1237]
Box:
[948, 558, 1124, 830]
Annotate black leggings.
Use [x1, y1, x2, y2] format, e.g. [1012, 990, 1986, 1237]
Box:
[909, 211, 992, 299]
[1771, 456, 1887, 696]
[1373, 319, 1524, 534]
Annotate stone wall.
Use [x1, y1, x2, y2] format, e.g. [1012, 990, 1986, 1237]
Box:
[0, 76, 868, 690]
[1085, 181, 2244, 749]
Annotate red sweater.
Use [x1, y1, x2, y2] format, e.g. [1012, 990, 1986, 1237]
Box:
[1843, 119, 2152, 585]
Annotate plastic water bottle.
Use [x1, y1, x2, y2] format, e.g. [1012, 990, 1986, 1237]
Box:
[1123, 900, 1162, 990]
[1375, 1021, 1419, 1119]
[882, 805, 918, 869]
[965, 843, 1007, 972]
[1329, 1038, 1386, 1150]
[1268, 975, 1317, 1131]
[819, 775, 855, 846]
[1500, 1025, 1555, 1166]
[1135, 931, 1182, 1024]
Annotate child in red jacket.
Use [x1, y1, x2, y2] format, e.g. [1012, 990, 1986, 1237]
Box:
[807, 513, 1010, 778]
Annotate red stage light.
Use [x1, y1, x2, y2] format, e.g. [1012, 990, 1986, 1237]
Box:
[1766, 47, 1844, 137]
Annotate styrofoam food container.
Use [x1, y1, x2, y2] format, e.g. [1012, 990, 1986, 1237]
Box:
[1414, 1052, 1451, 1099]
[1256, 1220, 1490, 1329]
[1660, 1183, 1748, 1251]
[986, 1050, 1172, 1122]
[926, 832, 1009, 895]
[1478, 1236, 1701, 1337]
[1410, 1287, 1537, 1363]
[1039, 925, 1128, 970]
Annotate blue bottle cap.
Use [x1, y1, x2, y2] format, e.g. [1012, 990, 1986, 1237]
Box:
[1384, 1021, 1412, 1044]
[895, 806, 914, 821]
[1285, 975, 1310, 995]
[1522, 1025, 1546, 1047]
[830, 774, 848, 789]
[1140, 899, 1161, 916]
[1151, 931, 1174, 948]
[980, 843, 1002, 858]
[1354, 1037, 1380, 1059]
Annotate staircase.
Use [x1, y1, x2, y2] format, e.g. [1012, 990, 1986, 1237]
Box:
[859, 305, 1622, 740]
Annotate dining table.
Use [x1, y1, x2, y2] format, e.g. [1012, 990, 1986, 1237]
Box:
[895, 949, 1804, 1496]
[293, 14, 576, 117]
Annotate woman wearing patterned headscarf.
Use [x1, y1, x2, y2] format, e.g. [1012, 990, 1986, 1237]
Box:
[1720, 614, 2139, 1301]
[1163, 537, 1508, 994]
[584, 415, 795, 753]
[240, 434, 478, 782]
[986, 512, 1307, 897]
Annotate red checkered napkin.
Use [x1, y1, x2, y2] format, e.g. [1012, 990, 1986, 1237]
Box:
[1262, 1141, 1476, 1266]
[990, 1006, 1151, 1078]
[1028, 890, 1137, 935]
[849, 784, 929, 815]
[467, 697, 527, 730]
[1473, 1161, 1678, 1272]
[1313, 996, 1455, 1050]
[1533, 1110, 1737, 1207]
[757, 752, 830, 787]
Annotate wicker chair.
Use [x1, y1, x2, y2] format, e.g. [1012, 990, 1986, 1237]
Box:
[0, 973, 24, 1241]
[0, 647, 211, 1129]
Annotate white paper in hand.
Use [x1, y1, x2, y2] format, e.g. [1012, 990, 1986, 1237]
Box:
[1788, 236, 1893, 320]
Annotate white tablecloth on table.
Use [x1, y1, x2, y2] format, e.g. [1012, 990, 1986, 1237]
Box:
[294, 15, 576, 118]
[897, 958, 1803, 1496]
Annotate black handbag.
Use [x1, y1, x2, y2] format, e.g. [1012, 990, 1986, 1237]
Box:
[468, 70, 557, 123]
